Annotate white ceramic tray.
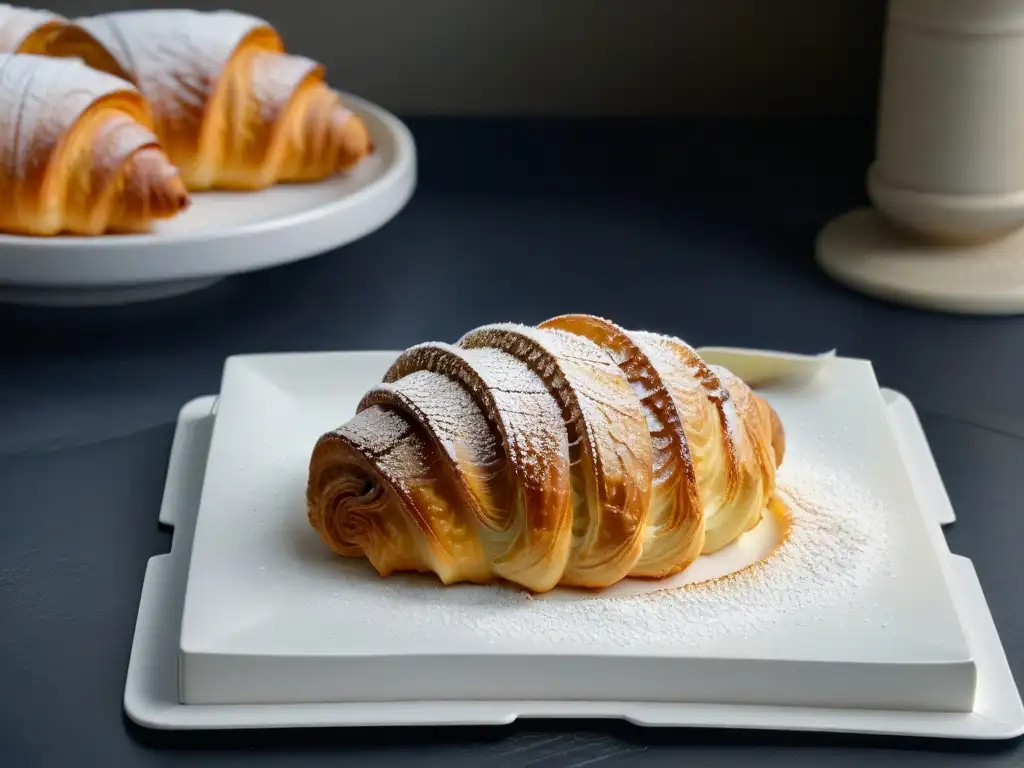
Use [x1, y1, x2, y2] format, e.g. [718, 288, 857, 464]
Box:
[123, 350, 1023, 737]
[0, 93, 416, 307]
[183, 350, 976, 712]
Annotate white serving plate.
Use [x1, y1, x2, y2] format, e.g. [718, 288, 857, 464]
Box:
[180, 351, 974, 711]
[123, 351, 1024, 737]
[0, 94, 416, 307]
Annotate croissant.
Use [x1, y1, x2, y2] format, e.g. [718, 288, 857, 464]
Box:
[46, 9, 373, 192]
[0, 54, 188, 237]
[0, 4, 67, 54]
[307, 314, 786, 593]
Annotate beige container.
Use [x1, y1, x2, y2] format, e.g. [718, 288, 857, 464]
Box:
[869, 0, 1024, 243]
[816, 0, 1024, 315]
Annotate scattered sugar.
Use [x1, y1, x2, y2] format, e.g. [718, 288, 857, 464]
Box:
[462, 451, 888, 648]
[77, 10, 270, 123]
[318, 437, 890, 652]
[312, 320, 891, 652]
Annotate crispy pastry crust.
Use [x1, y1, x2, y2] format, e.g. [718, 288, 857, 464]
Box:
[307, 315, 785, 593]
[48, 9, 373, 192]
[0, 54, 187, 236]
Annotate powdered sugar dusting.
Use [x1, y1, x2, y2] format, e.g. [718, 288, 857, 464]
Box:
[628, 330, 752, 542]
[385, 342, 570, 494]
[0, 54, 139, 183]
[458, 323, 653, 581]
[460, 322, 652, 492]
[314, 319, 792, 591]
[333, 405, 412, 460]
[364, 369, 500, 475]
[318, 439, 889, 651]
[460, 346, 568, 485]
[480, 455, 884, 648]
[633, 333, 734, 426]
[0, 4, 64, 53]
[75, 10, 275, 124]
[89, 114, 158, 183]
[250, 52, 319, 124]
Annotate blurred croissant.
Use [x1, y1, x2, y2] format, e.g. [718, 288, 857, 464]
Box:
[0, 4, 67, 54]
[0, 54, 188, 236]
[307, 314, 786, 593]
[47, 9, 373, 192]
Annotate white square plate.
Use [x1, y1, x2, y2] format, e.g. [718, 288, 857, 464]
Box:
[177, 349, 978, 714]
[123, 372, 1024, 736]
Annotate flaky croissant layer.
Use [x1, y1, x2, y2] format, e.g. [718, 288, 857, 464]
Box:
[0, 53, 188, 236]
[307, 315, 785, 593]
[45, 8, 374, 193]
[0, 3, 67, 54]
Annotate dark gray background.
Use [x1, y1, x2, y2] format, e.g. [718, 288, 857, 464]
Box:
[5, 2, 1024, 766]
[34, 0, 886, 116]
[2, 118, 1024, 766]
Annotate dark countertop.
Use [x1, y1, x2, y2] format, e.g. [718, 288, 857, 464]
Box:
[1, 118, 1022, 767]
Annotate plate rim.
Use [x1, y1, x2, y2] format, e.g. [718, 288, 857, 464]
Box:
[122, 377, 1024, 735]
[182, 351, 967, 668]
[0, 92, 417, 286]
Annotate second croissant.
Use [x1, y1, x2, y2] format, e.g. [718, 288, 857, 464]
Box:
[21, 7, 375, 192]
[307, 314, 786, 593]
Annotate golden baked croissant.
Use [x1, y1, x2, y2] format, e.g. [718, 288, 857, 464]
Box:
[0, 4, 67, 54]
[47, 9, 373, 192]
[307, 314, 786, 593]
[0, 53, 188, 236]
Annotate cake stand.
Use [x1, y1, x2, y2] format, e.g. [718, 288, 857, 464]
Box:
[816, 0, 1024, 314]
[0, 93, 416, 307]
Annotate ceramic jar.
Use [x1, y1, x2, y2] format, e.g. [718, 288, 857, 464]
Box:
[868, 0, 1024, 243]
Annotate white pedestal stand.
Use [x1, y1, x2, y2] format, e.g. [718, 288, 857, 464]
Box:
[816, 0, 1024, 314]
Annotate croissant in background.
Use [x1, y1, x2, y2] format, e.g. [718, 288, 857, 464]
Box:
[0, 54, 188, 237]
[307, 314, 786, 593]
[0, 4, 67, 54]
[47, 9, 374, 192]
